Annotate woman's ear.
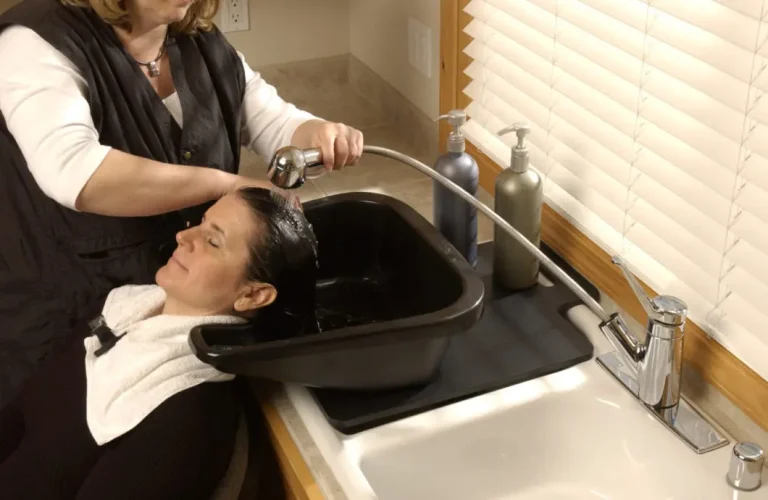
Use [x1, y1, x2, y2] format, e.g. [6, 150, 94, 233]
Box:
[234, 283, 277, 313]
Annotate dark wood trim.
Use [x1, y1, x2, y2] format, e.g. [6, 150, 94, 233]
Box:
[439, 0, 460, 146]
[260, 391, 325, 500]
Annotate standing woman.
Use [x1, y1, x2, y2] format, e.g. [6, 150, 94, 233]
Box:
[0, 0, 363, 407]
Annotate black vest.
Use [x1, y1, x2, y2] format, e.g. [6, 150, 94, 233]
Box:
[0, 0, 246, 403]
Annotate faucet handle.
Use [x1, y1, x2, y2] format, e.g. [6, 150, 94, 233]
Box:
[612, 256, 688, 326]
[727, 442, 764, 491]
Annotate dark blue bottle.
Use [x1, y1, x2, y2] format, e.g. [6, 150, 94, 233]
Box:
[433, 110, 479, 268]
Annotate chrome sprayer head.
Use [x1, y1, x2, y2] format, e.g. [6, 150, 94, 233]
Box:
[266, 146, 326, 190]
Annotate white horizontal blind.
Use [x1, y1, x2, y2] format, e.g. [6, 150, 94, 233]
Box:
[461, 0, 768, 381]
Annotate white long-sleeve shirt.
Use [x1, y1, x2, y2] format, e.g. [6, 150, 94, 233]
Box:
[0, 26, 315, 210]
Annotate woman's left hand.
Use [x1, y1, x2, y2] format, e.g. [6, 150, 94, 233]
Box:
[291, 119, 364, 171]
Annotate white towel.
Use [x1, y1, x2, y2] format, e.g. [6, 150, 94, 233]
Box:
[84, 284, 246, 445]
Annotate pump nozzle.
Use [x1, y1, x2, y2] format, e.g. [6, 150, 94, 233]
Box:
[435, 109, 467, 128]
[435, 109, 468, 153]
[498, 123, 531, 149]
[498, 123, 532, 173]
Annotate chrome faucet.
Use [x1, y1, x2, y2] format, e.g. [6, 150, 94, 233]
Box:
[599, 256, 687, 409]
[595, 258, 728, 454]
[266, 144, 730, 455]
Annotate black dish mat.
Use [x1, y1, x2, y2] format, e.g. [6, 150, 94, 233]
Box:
[308, 242, 598, 434]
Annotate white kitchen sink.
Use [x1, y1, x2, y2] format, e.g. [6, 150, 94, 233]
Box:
[357, 362, 743, 500]
[283, 305, 764, 500]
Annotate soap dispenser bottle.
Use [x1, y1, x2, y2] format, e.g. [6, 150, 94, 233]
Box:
[434, 109, 479, 268]
[494, 123, 543, 290]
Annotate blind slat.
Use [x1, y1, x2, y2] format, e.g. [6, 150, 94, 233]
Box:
[728, 241, 768, 291]
[624, 226, 720, 304]
[718, 297, 768, 351]
[741, 153, 768, 193]
[463, 51, 738, 202]
[627, 200, 725, 276]
[462, 119, 626, 254]
[464, 100, 629, 218]
[638, 91, 741, 169]
[464, 58, 735, 242]
[480, 0, 758, 120]
[724, 268, 768, 314]
[631, 153, 731, 227]
[462, 115, 628, 234]
[543, 181, 626, 255]
[737, 182, 768, 225]
[713, 0, 766, 21]
[652, 0, 766, 55]
[574, 0, 765, 89]
[731, 211, 768, 257]
[642, 68, 747, 144]
[620, 238, 718, 317]
[486, 0, 750, 167]
[494, 0, 755, 114]
[468, 89, 733, 260]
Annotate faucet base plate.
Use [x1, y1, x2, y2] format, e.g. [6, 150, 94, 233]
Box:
[596, 351, 730, 454]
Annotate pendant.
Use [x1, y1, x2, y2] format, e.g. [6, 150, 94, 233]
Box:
[148, 61, 160, 77]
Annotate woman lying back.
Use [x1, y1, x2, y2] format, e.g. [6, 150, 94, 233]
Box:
[0, 187, 318, 500]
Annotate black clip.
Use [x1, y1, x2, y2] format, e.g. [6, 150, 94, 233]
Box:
[88, 315, 123, 357]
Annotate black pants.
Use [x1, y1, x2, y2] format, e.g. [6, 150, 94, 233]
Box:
[0, 334, 240, 500]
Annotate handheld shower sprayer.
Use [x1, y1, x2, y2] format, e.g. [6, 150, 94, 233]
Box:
[266, 146, 327, 190]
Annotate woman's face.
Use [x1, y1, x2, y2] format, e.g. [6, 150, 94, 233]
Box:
[126, 0, 195, 27]
[155, 194, 276, 316]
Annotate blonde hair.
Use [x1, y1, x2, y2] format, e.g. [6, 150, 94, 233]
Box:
[60, 0, 220, 34]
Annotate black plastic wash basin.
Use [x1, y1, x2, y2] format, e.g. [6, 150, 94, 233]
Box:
[189, 192, 485, 390]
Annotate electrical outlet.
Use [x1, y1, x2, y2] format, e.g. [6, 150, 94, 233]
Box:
[408, 17, 432, 79]
[228, 0, 249, 32]
[215, 0, 249, 33]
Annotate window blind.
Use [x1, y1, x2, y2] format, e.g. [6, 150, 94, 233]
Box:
[461, 0, 768, 381]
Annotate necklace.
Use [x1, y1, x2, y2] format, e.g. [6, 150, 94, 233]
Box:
[133, 35, 167, 77]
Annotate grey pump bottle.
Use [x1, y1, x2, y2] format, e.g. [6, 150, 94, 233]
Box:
[433, 110, 479, 268]
[493, 123, 543, 290]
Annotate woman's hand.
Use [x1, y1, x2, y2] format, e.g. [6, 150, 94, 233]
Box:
[291, 119, 364, 171]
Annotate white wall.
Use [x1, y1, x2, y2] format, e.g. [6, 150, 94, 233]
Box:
[349, 0, 441, 119]
[1, 0, 438, 119]
[223, 0, 350, 68]
[0, 0, 350, 68]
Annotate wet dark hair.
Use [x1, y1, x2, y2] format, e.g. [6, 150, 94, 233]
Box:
[236, 187, 319, 339]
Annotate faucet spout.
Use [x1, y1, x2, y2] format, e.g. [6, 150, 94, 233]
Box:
[599, 313, 644, 379]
